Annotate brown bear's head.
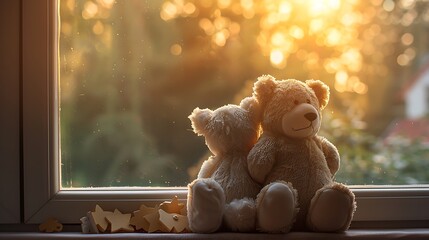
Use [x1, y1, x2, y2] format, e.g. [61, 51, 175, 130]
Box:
[189, 97, 261, 155]
[252, 75, 329, 139]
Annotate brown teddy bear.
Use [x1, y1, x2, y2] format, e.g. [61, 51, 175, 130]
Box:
[187, 97, 262, 233]
[248, 75, 356, 233]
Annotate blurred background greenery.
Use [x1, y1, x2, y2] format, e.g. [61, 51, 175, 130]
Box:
[60, 0, 429, 188]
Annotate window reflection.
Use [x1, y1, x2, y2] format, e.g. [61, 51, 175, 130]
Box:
[60, 0, 429, 188]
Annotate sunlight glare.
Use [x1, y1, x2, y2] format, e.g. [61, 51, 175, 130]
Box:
[270, 50, 286, 68]
[92, 21, 104, 35]
[309, 0, 341, 16]
[353, 81, 368, 94]
[214, 31, 227, 46]
[156, 0, 401, 95]
[309, 19, 324, 34]
[289, 26, 304, 39]
[183, 2, 196, 15]
[160, 2, 177, 21]
[383, 0, 395, 12]
[336, 71, 348, 85]
[341, 48, 362, 72]
[98, 0, 115, 9]
[325, 28, 342, 46]
[324, 58, 342, 74]
[397, 54, 410, 66]
[401, 33, 414, 46]
[66, 0, 75, 11]
[217, 0, 232, 9]
[82, 1, 99, 19]
[170, 44, 182, 55]
[240, 0, 253, 10]
[404, 47, 416, 60]
[61, 22, 72, 36]
[271, 32, 286, 46]
[279, 1, 292, 15]
[199, 18, 215, 35]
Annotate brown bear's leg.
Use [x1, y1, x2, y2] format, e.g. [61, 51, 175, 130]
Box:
[187, 178, 225, 233]
[256, 181, 298, 233]
[306, 183, 356, 232]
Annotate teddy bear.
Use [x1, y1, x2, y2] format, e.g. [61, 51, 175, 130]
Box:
[187, 97, 262, 233]
[247, 75, 356, 233]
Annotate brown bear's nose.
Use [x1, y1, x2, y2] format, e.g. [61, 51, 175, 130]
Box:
[304, 112, 317, 121]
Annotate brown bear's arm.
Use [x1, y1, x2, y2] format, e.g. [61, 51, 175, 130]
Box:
[247, 135, 277, 184]
[197, 156, 222, 179]
[316, 136, 340, 177]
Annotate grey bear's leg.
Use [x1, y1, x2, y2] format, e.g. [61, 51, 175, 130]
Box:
[256, 181, 299, 233]
[306, 183, 356, 232]
[223, 197, 257, 232]
[187, 178, 225, 233]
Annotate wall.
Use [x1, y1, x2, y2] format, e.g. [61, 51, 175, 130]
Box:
[0, 0, 21, 223]
[406, 69, 429, 119]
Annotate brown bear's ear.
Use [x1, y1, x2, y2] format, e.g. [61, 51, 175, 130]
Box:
[306, 80, 330, 109]
[253, 75, 277, 106]
[188, 107, 212, 136]
[240, 96, 261, 124]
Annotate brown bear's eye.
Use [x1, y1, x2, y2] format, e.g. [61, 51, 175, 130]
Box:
[294, 100, 299, 105]
[306, 99, 311, 104]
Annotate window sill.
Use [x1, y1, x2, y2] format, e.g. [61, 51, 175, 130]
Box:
[1, 229, 429, 239]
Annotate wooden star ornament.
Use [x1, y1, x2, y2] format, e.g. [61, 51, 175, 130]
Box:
[143, 210, 163, 233]
[87, 204, 112, 233]
[105, 209, 134, 233]
[159, 196, 185, 214]
[129, 204, 158, 232]
[39, 218, 63, 233]
[158, 209, 189, 233]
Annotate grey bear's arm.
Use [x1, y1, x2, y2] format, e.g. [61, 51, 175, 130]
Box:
[247, 134, 277, 184]
[316, 136, 340, 177]
[197, 156, 221, 179]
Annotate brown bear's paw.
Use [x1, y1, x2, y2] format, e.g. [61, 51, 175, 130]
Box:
[256, 181, 299, 233]
[187, 179, 225, 233]
[224, 197, 257, 232]
[306, 183, 356, 232]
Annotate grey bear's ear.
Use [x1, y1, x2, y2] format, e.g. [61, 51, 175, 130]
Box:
[189, 107, 212, 136]
[306, 80, 330, 109]
[240, 96, 261, 124]
[253, 75, 277, 106]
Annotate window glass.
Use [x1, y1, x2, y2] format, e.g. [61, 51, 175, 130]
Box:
[60, 0, 429, 188]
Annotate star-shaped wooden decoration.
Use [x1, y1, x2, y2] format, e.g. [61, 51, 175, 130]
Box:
[130, 204, 158, 232]
[143, 210, 163, 233]
[105, 209, 134, 233]
[180, 205, 187, 216]
[159, 196, 185, 214]
[130, 212, 149, 232]
[87, 205, 112, 233]
[39, 218, 63, 233]
[158, 209, 189, 233]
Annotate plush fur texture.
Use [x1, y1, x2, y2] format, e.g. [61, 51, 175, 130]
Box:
[187, 97, 262, 233]
[223, 197, 257, 232]
[256, 181, 299, 233]
[248, 75, 356, 232]
[187, 178, 225, 233]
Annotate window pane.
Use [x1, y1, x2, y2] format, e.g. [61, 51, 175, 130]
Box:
[60, 0, 429, 188]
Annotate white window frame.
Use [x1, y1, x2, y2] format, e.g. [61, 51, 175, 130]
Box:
[18, 0, 429, 226]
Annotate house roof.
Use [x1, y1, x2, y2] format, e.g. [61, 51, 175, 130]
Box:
[383, 118, 429, 144]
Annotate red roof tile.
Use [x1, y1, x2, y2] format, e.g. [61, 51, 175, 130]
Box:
[383, 118, 429, 144]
